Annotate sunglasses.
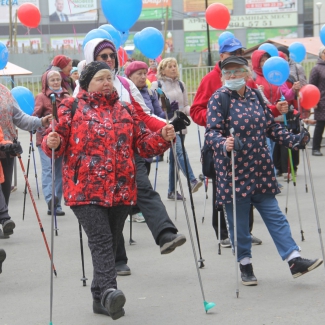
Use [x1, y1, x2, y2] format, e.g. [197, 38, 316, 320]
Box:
[97, 53, 117, 61]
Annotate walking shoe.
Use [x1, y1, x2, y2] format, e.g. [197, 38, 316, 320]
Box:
[240, 263, 258, 286]
[199, 173, 205, 182]
[127, 212, 145, 223]
[1, 219, 15, 236]
[191, 179, 203, 193]
[159, 232, 186, 254]
[312, 150, 323, 156]
[289, 257, 323, 278]
[0, 249, 6, 274]
[47, 196, 59, 215]
[93, 299, 110, 316]
[220, 238, 231, 248]
[10, 185, 17, 193]
[0, 229, 9, 239]
[283, 173, 291, 181]
[276, 169, 283, 177]
[47, 209, 65, 216]
[115, 264, 131, 276]
[152, 155, 164, 163]
[251, 235, 262, 245]
[278, 183, 284, 190]
[102, 289, 126, 320]
[167, 191, 185, 201]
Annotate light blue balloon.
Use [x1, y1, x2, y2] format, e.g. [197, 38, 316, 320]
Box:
[262, 57, 290, 86]
[289, 42, 306, 63]
[218, 31, 235, 46]
[133, 32, 141, 49]
[101, 0, 142, 33]
[11, 86, 35, 115]
[137, 28, 164, 59]
[99, 24, 122, 49]
[0, 41, 9, 70]
[82, 29, 113, 49]
[258, 43, 279, 57]
[321, 25, 325, 46]
[120, 30, 129, 46]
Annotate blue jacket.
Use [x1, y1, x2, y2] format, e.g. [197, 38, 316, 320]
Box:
[205, 86, 300, 206]
[139, 86, 166, 119]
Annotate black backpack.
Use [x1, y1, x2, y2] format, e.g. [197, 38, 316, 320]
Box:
[201, 88, 266, 178]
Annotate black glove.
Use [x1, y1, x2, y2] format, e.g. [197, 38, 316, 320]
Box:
[293, 127, 310, 149]
[0, 142, 23, 156]
[170, 111, 191, 132]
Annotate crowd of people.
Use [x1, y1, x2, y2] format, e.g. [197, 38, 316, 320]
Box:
[1, 36, 324, 320]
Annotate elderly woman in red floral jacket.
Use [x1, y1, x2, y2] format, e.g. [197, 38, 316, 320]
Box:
[42, 61, 175, 320]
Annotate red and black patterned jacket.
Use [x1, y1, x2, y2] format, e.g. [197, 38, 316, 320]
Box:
[41, 88, 171, 208]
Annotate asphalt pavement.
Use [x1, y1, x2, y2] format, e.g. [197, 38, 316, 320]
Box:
[1, 121, 325, 325]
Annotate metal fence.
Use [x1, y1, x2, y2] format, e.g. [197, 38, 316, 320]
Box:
[0, 59, 317, 104]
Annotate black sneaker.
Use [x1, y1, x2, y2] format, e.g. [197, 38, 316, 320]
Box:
[93, 299, 110, 316]
[0, 249, 6, 274]
[159, 232, 186, 254]
[2, 219, 15, 236]
[289, 257, 323, 278]
[102, 289, 126, 320]
[47, 196, 59, 214]
[115, 264, 131, 276]
[240, 263, 258, 286]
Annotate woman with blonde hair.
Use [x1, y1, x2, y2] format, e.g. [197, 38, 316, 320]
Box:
[151, 58, 202, 200]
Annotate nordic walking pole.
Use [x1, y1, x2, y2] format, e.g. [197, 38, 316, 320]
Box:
[17, 153, 57, 276]
[129, 212, 136, 245]
[50, 95, 59, 237]
[285, 158, 291, 214]
[49, 94, 58, 325]
[230, 128, 239, 298]
[156, 87, 215, 312]
[22, 136, 32, 220]
[30, 132, 40, 198]
[79, 222, 88, 286]
[153, 156, 159, 191]
[174, 152, 177, 221]
[218, 211, 221, 255]
[283, 113, 305, 241]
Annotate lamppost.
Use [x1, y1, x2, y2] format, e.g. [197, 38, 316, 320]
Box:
[205, 0, 212, 67]
[316, 2, 322, 34]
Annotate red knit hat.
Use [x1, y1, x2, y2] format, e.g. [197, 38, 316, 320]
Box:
[125, 61, 148, 77]
[52, 55, 71, 69]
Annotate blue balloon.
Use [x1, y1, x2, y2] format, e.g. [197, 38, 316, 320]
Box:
[11, 86, 35, 115]
[137, 28, 164, 59]
[289, 42, 306, 63]
[218, 31, 235, 46]
[82, 29, 113, 49]
[258, 43, 279, 57]
[0, 41, 9, 70]
[120, 30, 130, 46]
[99, 24, 122, 49]
[262, 57, 290, 86]
[101, 0, 142, 33]
[133, 32, 141, 49]
[321, 25, 325, 46]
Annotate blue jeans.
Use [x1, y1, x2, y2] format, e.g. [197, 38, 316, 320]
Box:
[224, 194, 299, 261]
[38, 147, 63, 211]
[168, 134, 196, 193]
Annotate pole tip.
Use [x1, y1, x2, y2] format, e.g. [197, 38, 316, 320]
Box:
[204, 301, 216, 312]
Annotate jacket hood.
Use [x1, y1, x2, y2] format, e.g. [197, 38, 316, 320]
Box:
[84, 38, 119, 73]
[317, 58, 325, 65]
[252, 50, 267, 76]
[41, 70, 69, 97]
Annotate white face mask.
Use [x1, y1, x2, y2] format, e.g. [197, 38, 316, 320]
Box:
[225, 77, 246, 91]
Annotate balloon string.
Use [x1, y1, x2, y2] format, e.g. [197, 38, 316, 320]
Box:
[67, 0, 81, 54]
[37, 28, 43, 35]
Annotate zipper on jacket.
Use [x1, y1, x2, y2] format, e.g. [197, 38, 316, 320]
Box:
[73, 156, 82, 184]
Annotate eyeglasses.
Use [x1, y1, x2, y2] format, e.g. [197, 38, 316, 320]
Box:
[222, 68, 247, 77]
[97, 53, 117, 61]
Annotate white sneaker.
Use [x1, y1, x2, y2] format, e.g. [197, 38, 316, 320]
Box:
[127, 212, 146, 223]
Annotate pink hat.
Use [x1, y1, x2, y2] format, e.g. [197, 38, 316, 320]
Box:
[125, 61, 148, 77]
[94, 40, 116, 60]
[52, 55, 71, 69]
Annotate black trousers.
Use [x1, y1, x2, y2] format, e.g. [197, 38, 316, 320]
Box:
[273, 144, 299, 173]
[212, 176, 254, 240]
[0, 157, 14, 205]
[312, 120, 325, 151]
[115, 154, 177, 265]
[72, 205, 130, 301]
[0, 185, 10, 223]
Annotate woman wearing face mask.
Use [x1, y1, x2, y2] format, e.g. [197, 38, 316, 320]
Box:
[206, 56, 322, 287]
[33, 70, 70, 216]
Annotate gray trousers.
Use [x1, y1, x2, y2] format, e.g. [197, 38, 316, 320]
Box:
[116, 154, 178, 265]
[72, 204, 130, 301]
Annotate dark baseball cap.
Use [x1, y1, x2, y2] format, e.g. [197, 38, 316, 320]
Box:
[220, 56, 248, 70]
[219, 37, 244, 53]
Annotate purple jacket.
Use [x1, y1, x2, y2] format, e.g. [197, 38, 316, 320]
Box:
[139, 86, 166, 119]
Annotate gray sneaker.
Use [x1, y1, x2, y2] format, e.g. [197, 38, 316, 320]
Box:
[251, 235, 262, 245]
[191, 179, 203, 193]
[220, 238, 231, 248]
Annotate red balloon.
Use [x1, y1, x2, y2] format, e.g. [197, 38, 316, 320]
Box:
[118, 47, 128, 67]
[205, 3, 230, 30]
[17, 3, 41, 28]
[299, 84, 321, 110]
